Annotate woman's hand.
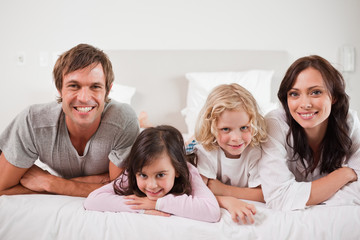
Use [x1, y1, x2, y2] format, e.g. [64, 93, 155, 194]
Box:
[340, 166, 358, 183]
[217, 196, 256, 224]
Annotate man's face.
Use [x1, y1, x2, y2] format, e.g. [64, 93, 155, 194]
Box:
[60, 63, 107, 133]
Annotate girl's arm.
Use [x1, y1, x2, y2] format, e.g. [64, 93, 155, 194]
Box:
[156, 163, 221, 223]
[83, 178, 140, 213]
[206, 178, 264, 202]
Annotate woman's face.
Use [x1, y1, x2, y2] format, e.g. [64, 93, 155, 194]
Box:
[287, 67, 333, 136]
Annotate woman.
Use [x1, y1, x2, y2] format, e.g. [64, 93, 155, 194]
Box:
[260, 55, 359, 210]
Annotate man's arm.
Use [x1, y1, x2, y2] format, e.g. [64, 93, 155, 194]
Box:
[0, 153, 30, 195]
[20, 161, 124, 197]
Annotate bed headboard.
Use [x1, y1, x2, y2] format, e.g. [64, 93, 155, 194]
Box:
[106, 50, 289, 133]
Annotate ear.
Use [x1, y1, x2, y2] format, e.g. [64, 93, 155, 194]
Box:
[175, 172, 180, 178]
[332, 97, 337, 104]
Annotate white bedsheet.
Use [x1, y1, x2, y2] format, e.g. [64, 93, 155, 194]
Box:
[1, 194, 360, 240]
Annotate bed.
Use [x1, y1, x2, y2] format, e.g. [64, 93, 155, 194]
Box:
[1, 50, 360, 240]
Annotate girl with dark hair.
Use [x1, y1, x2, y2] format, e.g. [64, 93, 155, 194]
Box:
[259, 55, 359, 210]
[84, 125, 220, 222]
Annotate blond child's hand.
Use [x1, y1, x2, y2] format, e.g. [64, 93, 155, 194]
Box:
[218, 196, 257, 224]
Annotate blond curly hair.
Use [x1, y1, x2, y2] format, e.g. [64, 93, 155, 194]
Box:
[195, 83, 267, 151]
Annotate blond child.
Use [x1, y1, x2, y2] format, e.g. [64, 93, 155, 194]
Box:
[194, 83, 267, 224]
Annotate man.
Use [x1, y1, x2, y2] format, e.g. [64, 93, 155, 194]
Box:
[0, 44, 140, 197]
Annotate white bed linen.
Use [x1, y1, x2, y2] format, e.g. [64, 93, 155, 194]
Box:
[1, 194, 359, 240]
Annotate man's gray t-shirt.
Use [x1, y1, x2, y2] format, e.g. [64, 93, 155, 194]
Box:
[0, 100, 139, 179]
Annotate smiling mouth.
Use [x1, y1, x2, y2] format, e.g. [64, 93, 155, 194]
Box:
[146, 189, 162, 195]
[228, 143, 243, 148]
[74, 107, 94, 113]
[298, 112, 317, 119]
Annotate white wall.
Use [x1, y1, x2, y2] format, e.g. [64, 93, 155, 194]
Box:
[1, 0, 359, 132]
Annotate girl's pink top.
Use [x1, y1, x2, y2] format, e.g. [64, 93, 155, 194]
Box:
[84, 163, 220, 222]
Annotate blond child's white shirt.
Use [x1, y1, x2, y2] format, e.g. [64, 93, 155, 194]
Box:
[195, 144, 262, 188]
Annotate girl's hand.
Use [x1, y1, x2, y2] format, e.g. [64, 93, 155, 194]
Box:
[144, 210, 171, 217]
[124, 195, 157, 210]
[219, 196, 256, 224]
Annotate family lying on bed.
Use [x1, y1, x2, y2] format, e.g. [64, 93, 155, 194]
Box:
[0, 44, 359, 224]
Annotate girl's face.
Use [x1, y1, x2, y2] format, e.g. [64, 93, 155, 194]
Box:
[136, 152, 179, 200]
[287, 67, 333, 136]
[216, 108, 252, 159]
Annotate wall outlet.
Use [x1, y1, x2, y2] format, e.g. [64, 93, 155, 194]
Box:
[16, 52, 26, 65]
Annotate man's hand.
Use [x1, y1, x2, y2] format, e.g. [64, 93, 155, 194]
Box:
[71, 173, 110, 184]
[20, 165, 52, 192]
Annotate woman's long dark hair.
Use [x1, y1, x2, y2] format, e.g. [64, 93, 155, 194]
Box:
[278, 55, 352, 176]
[113, 125, 192, 197]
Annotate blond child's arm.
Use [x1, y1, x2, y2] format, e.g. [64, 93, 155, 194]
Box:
[203, 175, 264, 202]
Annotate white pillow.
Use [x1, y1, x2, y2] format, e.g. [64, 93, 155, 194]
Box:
[109, 83, 136, 105]
[181, 70, 277, 135]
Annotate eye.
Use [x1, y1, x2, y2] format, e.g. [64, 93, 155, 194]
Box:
[156, 173, 165, 178]
[67, 84, 78, 89]
[311, 90, 322, 96]
[91, 84, 102, 89]
[240, 126, 250, 132]
[288, 91, 299, 97]
[221, 128, 230, 132]
[137, 173, 147, 178]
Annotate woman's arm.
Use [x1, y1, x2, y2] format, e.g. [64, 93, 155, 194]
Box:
[156, 163, 221, 223]
[307, 167, 357, 205]
[259, 110, 312, 210]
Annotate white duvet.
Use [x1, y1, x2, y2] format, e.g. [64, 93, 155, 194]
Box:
[1, 194, 360, 240]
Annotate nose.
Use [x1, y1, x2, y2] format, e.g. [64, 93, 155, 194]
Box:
[77, 87, 91, 102]
[147, 178, 158, 189]
[230, 129, 242, 141]
[300, 96, 312, 109]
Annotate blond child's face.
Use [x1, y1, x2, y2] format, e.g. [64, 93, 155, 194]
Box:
[136, 152, 178, 200]
[216, 109, 252, 159]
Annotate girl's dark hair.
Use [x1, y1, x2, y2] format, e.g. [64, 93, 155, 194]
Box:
[114, 125, 192, 197]
[278, 55, 352, 176]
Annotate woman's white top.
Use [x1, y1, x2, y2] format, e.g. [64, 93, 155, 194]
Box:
[195, 144, 262, 188]
[259, 108, 360, 210]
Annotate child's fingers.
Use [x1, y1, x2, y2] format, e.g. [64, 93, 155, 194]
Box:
[124, 199, 142, 206]
[123, 195, 137, 199]
[234, 209, 255, 224]
[246, 204, 257, 215]
[244, 210, 255, 224]
[230, 211, 239, 223]
[144, 210, 171, 217]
